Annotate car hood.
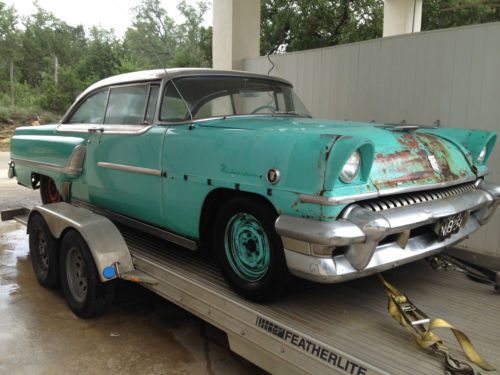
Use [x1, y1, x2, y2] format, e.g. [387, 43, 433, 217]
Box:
[199, 116, 476, 192]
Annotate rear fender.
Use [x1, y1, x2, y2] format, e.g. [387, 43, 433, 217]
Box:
[28, 202, 134, 282]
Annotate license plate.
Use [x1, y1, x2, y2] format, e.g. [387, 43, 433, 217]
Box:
[434, 212, 467, 240]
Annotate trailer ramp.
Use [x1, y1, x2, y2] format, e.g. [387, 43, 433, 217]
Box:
[123, 228, 500, 375]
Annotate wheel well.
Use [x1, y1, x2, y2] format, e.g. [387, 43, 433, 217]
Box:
[31, 173, 41, 189]
[199, 188, 278, 252]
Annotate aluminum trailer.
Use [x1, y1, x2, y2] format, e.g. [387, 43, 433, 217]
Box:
[2, 206, 499, 375]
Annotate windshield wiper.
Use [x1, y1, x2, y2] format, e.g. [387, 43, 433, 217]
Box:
[273, 111, 312, 118]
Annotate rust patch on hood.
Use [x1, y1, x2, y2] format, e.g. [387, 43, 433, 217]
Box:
[417, 133, 461, 180]
[373, 150, 436, 188]
[397, 133, 420, 149]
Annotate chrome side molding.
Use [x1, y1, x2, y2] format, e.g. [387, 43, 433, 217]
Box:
[97, 162, 163, 177]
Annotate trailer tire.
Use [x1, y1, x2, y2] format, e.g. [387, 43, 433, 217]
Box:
[28, 213, 59, 288]
[213, 197, 290, 302]
[59, 230, 114, 319]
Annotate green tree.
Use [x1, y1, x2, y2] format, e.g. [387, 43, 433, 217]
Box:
[172, 0, 212, 67]
[124, 0, 178, 69]
[422, 0, 500, 30]
[124, 0, 211, 69]
[261, 0, 384, 54]
[0, 2, 20, 101]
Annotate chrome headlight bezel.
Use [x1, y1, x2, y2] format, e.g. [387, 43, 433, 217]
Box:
[340, 151, 361, 183]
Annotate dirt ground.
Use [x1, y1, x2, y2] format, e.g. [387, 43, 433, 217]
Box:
[0, 124, 17, 152]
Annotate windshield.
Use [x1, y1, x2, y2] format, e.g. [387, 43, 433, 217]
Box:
[160, 76, 311, 122]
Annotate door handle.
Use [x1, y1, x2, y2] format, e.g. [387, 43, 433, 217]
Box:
[88, 127, 104, 134]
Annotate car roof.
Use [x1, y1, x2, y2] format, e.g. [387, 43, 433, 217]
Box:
[77, 68, 293, 101]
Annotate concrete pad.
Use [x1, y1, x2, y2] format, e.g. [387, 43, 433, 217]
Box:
[0, 151, 262, 375]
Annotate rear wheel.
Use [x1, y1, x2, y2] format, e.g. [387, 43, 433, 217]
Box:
[40, 176, 63, 204]
[213, 197, 290, 301]
[59, 230, 114, 318]
[28, 213, 59, 288]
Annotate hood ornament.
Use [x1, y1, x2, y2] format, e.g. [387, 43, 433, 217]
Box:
[377, 120, 437, 132]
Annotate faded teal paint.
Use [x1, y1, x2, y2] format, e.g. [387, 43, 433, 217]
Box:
[420, 128, 497, 166]
[224, 213, 270, 282]
[9, 116, 497, 245]
[11, 125, 88, 188]
[75, 126, 167, 227]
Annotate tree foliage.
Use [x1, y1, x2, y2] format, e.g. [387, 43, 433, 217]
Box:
[1, 0, 499, 117]
[0, 0, 211, 115]
[260, 0, 384, 54]
[261, 0, 500, 54]
[422, 0, 500, 30]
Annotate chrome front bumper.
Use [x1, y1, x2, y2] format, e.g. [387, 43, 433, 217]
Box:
[276, 180, 500, 283]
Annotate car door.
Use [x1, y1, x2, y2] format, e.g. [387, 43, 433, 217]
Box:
[82, 82, 166, 226]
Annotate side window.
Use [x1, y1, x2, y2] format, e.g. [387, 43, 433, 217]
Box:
[195, 96, 234, 119]
[144, 85, 160, 124]
[104, 85, 149, 125]
[160, 83, 189, 121]
[67, 89, 108, 124]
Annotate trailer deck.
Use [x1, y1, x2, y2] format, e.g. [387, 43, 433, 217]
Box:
[3, 208, 500, 374]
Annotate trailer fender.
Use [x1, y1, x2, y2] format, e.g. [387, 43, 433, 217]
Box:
[28, 202, 134, 282]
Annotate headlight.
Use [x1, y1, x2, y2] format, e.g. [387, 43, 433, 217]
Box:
[340, 151, 361, 183]
[477, 147, 487, 163]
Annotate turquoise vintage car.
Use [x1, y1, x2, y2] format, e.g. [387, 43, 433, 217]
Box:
[8, 68, 500, 301]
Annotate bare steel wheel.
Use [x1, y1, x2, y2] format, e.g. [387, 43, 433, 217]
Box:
[28, 213, 59, 288]
[213, 196, 290, 301]
[59, 230, 115, 318]
[66, 246, 88, 303]
[40, 176, 63, 204]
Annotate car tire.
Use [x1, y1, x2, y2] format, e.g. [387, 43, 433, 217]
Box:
[28, 213, 59, 288]
[40, 176, 63, 204]
[213, 196, 290, 302]
[59, 230, 115, 319]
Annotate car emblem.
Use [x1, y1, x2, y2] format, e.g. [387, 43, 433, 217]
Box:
[428, 155, 441, 173]
[266, 168, 280, 184]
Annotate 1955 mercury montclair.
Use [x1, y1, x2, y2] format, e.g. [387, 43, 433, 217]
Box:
[8, 68, 500, 301]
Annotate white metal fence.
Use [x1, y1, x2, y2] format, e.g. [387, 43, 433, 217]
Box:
[244, 22, 500, 257]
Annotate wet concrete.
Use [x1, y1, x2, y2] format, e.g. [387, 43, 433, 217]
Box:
[0, 152, 40, 211]
[0, 151, 263, 375]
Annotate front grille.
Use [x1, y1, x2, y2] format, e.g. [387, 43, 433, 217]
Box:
[358, 182, 477, 212]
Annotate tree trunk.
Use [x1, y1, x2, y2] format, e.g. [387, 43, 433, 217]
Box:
[9, 61, 14, 106]
[54, 55, 59, 85]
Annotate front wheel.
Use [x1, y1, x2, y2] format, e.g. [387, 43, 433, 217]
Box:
[213, 197, 290, 301]
[59, 230, 114, 318]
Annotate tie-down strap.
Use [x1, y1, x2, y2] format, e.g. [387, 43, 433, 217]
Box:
[378, 274, 494, 372]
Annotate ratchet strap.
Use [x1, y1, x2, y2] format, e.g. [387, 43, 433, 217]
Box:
[378, 274, 495, 373]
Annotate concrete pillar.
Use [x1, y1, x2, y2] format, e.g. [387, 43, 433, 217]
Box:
[212, 0, 261, 70]
[383, 0, 422, 37]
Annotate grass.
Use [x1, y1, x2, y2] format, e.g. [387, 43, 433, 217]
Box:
[0, 106, 62, 152]
[0, 105, 61, 125]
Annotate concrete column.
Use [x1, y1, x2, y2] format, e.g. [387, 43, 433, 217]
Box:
[383, 0, 422, 37]
[213, 0, 261, 70]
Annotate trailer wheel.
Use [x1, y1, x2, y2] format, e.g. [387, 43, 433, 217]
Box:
[28, 213, 59, 288]
[40, 176, 63, 204]
[213, 197, 290, 302]
[59, 230, 114, 318]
